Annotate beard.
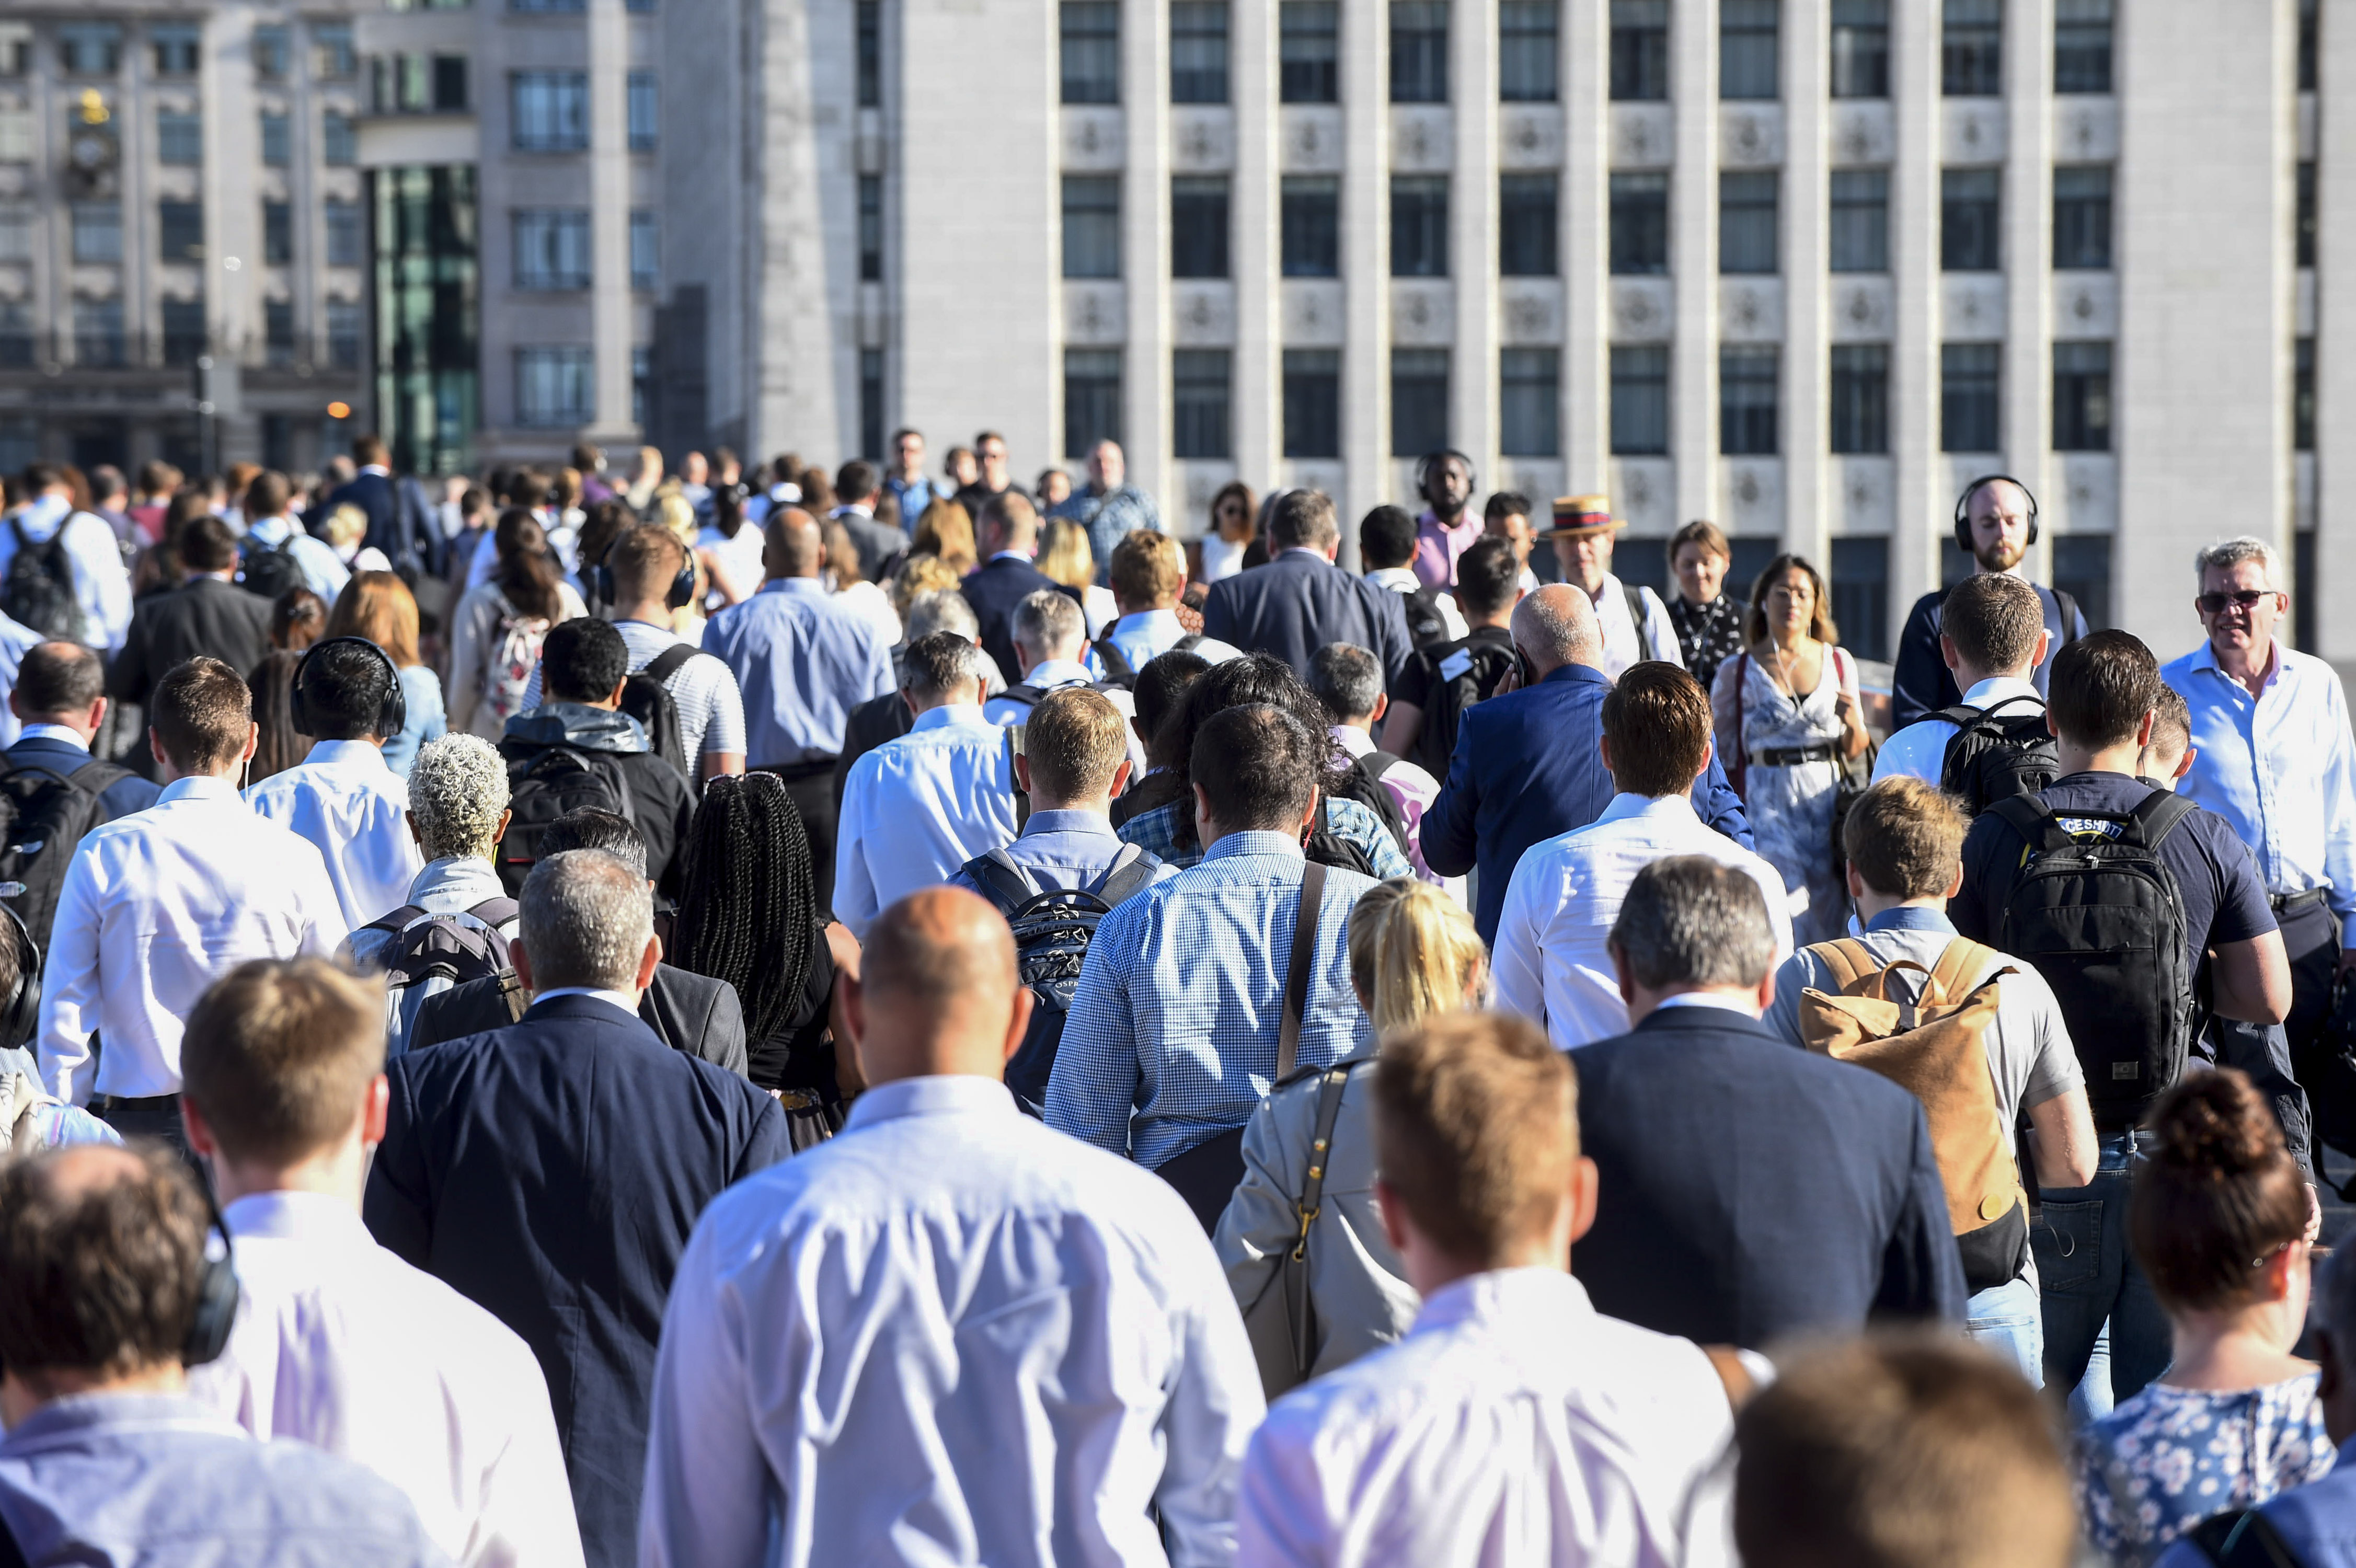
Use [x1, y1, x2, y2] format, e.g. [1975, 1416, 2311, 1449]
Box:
[1976, 536, 2027, 573]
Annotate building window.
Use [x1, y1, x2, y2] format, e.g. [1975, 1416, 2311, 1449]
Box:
[1390, 2, 1449, 103]
[261, 111, 291, 166]
[0, 210, 28, 262]
[1392, 349, 1449, 455]
[1062, 176, 1120, 278]
[860, 348, 884, 459]
[857, 0, 880, 106]
[1610, 0, 1669, 100]
[263, 298, 295, 365]
[1061, 2, 1120, 105]
[1941, 167, 2000, 271]
[2296, 337, 2315, 452]
[72, 202, 122, 264]
[327, 299, 361, 370]
[0, 306, 28, 369]
[2053, 535, 2111, 634]
[434, 56, 468, 110]
[159, 200, 204, 261]
[858, 175, 882, 281]
[1500, 1, 1558, 101]
[1392, 176, 1449, 277]
[1830, 0, 1888, 98]
[253, 25, 290, 81]
[1941, 342, 2000, 451]
[0, 112, 27, 163]
[1830, 168, 1888, 271]
[162, 296, 206, 365]
[1066, 349, 1123, 456]
[151, 21, 200, 75]
[2299, 160, 2316, 268]
[516, 347, 595, 427]
[323, 110, 355, 165]
[511, 73, 588, 151]
[2300, 0, 2317, 91]
[158, 109, 201, 165]
[1830, 343, 1889, 453]
[511, 0, 587, 12]
[2054, 0, 2111, 93]
[1720, 171, 1778, 274]
[1174, 349, 1232, 458]
[0, 28, 23, 78]
[325, 199, 360, 267]
[2052, 165, 2111, 270]
[1499, 173, 1557, 275]
[75, 298, 125, 366]
[1611, 345, 1669, 454]
[1943, 0, 2001, 96]
[1284, 350, 1341, 457]
[1610, 173, 1669, 275]
[631, 209, 658, 290]
[59, 24, 123, 77]
[513, 209, 591, 289]
[1500, 347, 1559, 457]
[263, 201, 293, 265]
[1171, 2, 1228, 103]
[627, 72, 656, 151]
[1172, 176, 1229, 278]
[1830, 537, 1889, 660]
[1282, 176, 1340, 276]
[1720, 345, 1778, 454]
[314, 22, 355, 79]
[1721, 0, 1779, 99]
[1281, 1, 1339, 102]
[2053, 340, 2111, 451]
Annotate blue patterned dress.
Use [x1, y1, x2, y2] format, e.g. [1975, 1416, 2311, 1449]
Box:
[1726, 647, 1853, 946]
[2076, 1373, 2338, 1566]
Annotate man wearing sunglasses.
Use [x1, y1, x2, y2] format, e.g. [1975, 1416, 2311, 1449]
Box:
[2163, 536, 2356, 1171]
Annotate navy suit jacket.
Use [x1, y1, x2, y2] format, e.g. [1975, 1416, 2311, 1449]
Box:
[1571, 1006, 1967, 1349]
[1891, 581, 2089, 727]
[324, 470, 396, 548]
[1200, 549, 1414, 685]
[2, 736, 159, 822]
[362, 994, 788, 1568]
[960, 554, 1081, 693]
[1421, 662, 1753, 942]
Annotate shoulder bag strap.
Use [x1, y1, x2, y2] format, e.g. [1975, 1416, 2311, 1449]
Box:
[1986, 791, 2076, 854]
[465, 897, 523, 929]
[2125, 788, 2200, 850]
[2217, 1508, 2315, 1568]
[1091, 635, 1137, 683]
[497, 967, 532, 1024]
[1729, 652, 1750, 798]
[643, 642, 698, 684]
[1278, 861, 1329, 1080]
[1286, 1058, 1361, 1379]
[964, 849, 1040, 913]
[1929, 938, 2005, 1002]
[1087, 843, 1160, 908]
[1004, 728, 1030, 829]
[1622, 583, 1648, 650]
[1812, 938, 1878, 991]
[2051, 587, 2082, 650]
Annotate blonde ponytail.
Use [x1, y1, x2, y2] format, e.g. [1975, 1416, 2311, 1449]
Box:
[1346, 879, 1488, 1034]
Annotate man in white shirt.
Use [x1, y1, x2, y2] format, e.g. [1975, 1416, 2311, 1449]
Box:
[1309, 642, 1455, 896]
[1100, 529, 1242, 673]
[1542, 494, 1682, 680]
[179, 956, 583, 1568]
[38, 656, 347, 1144]
[1360, 505, 1469, 642]
[1493, 661, 1791, 1050]
[244, 637, 424, 930]
[834, 632, 1017, 938]
[641, 885, 1263, 1567]
[0, 462, 135, 654]
[239, 470, 350, 606]
[983, 590, 1147, 777]
[1235, 1011, 1746, 1568]
[1872, 570, 2050, 793]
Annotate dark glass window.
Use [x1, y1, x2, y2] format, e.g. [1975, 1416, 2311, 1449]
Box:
[513, 209, 591, 289]
[857, 1, 880, 106]
[1063, 177, 1120, 279]
[626, 73, 656, 151]
[1500, 174, 1557, 275]
[1282, 177, 1340, 276]
[1831, 343, 1889, 453]
[433, 57, 468, 109]
[1720, 171, 1778, 273]
[858, 175, 881, 281]
[2300, 0, 2317, 91]
[1721, 0, 1779, 99]
[1611, 345, 1669, 454]
[1175, 349, 1232, 458]
[326, 199, 360, 267]
[1392, 349, 1449, 455]
[2300, 161, 2316, 268]
[71, 203, 121, 265]
[516, 348, 593, 427]
[1830, 0, 1888, 98]
[2296, 337, 2315, 452]
[2053, 535, 2112, 633]
[1830, 168, 1888, 271]
[861, 348, 884, 459]
[2054, 0, 2111, 93]
[1721, 345, 1778, 454]
[1501, 347, 1559, 456]
[1831, 537, 1889, 660]
[1281, 2, 1338, 102]
[58, 24, 122, 77]
[323, 111, 356, 166]
[261, 111, 291, 166]
[1610, 173, 1668, 275]
[2053, 340, 2111, 451]
[1941, 342, 2000, 451]
[1066, 349, 1123, 456]
[1943, 0, 2001, 95]
[1392, 176, 1449, 276]
[158, 109, 201, 165]
[159, 200, 203, 261]
[1173, 177, 1229, 277]
[265, 299, 296, 366]
[1391, 3, 1449, 102]
[511, 72, 588, 151]
[630, 209, 658, 290]
[253, 25, 290, 81]
[263, 200, 293, 265]
[1062, 2, 1120, 103]
[1500, 1, 1557, 102]
[152, 22, 201, 76]
[162, 296, 206, 366]
[1941, 167, 2000, 271]
[2052, 165, 2111, 270]
[1284, 349, 1341, 457]
[1611, 0, 1669, 99]
[1171, 2, 1229, 102]
[74, 298, 124, 367]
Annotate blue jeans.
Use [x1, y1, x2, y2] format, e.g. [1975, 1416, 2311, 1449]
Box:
[2032, 1129, 2171, 1412]
[1965, 1274, 2044, 1389]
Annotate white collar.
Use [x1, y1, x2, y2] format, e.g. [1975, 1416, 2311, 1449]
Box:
[533, 986, 639, 1013]
[222, 1188, 372, 1244]
[1959, 674, 2044, 709]
[1595, 791, 1701, 827]
[17, 724, 90, 750]
[1652, 992, 1759, 1015]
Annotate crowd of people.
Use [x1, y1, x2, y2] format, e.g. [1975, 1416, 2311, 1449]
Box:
[0, 433, 2350, 1568]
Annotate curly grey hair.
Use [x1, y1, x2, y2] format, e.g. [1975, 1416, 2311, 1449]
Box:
[2194, 536, 2284, 592]
[406, 733, 511, 863]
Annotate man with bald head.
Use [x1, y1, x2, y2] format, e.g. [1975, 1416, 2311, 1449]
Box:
[704, 505, 895, 896]
[1891, 476, 2090, 727]
[641, 887, 1263, 1568]
[1423, 585, 1754, 943]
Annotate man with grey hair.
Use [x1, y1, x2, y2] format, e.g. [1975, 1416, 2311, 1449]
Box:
[983, 589, 1146, 775]
[1567, 855, 1963, 1348]
[365, 848, 786, 1568]
[1202, 489, 1414, 685]
[2163, 535, 2356, 1160]
[833, 589, 1004, 811]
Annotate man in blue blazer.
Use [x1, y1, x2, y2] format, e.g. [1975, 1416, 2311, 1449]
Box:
[1568, 856, 1966, 1349]
[1422, 584, 1751, 943]
[4, 640, 159, 825]
[960, 490, 1082, 688]
[363, 849, 788, 1568]
[1201, 490, 1412, 685]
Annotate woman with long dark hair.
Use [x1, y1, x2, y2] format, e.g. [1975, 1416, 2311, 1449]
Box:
[446, 509, 586, 738]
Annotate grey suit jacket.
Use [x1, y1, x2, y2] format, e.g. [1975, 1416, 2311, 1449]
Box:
[408, 961, 749, 1078]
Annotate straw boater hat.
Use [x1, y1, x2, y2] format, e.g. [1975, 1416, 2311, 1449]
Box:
[1541, 494, 1629, 540]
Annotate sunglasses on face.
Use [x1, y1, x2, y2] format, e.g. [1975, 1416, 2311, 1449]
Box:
[2197, 590, 2279, 615]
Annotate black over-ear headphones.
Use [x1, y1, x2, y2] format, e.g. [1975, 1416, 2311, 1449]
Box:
[0, 901, 38, 1052]
[590, 556, 697, 613]
[1414, 448, 1478, 501]
[183, 1184, 240, 1367]
[1952, 474, 2041, 554]
[290, 635, 408, 741]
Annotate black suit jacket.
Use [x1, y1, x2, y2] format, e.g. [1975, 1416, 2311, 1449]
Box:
[107, 576, 272, 704]
[325, 469, 396, 550]
[1200, 549, 1414, 685]
[407, 961, 749, 1076]
[832, 687, 913, 810]
[960, 555, 1081, 691]
[1570, 1006, 1966, 1350]
[363, 995, 788, 1568]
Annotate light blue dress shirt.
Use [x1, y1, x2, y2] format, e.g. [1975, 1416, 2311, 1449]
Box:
[241, 512, 352, 606]
[702, 578, 895, 767]
[946, 809, 1178, 899]
[1101, 607, 1243, 674]
[380, 665, 449, 779]
[1047, 830, 1378, 1168]
[0, 609, 42, 747]
[2164, 639, 2356, 928]
[833, 702, 1019, 936]
[244, 738, 425, 931]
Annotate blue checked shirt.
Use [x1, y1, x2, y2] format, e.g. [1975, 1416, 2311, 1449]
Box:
[1048, 483, 1162, 585]
[702, 578, 895, 767]
[1117, 795, 1414, 879]
[1045, 831, 1378, 1168]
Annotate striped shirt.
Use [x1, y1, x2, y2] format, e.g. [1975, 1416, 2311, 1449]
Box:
[521, 619, 746, 780]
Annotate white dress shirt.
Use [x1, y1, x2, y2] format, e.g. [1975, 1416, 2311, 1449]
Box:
[1235, 1267, 1740, 1568]
[833, 703, 1018, 937]
[639, 1073, 1265, 1568]
[244, 739, 426, 931]
[38, 775, 347, 1102]
[1872, 674, 2043, 786]
[188, 1190, 584, 1568]
[1102, 606, 1244, 672]
[1491, 792, 1795, 1051]
[1588, 572, 1685, 682]
[2164, 639, 2356, 926]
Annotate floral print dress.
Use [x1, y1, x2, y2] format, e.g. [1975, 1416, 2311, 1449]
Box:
[1716, 648, 1855, 946]
[2075, 1373, 2337, 1566]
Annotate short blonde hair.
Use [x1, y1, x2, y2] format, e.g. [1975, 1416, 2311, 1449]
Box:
[1035, 517, 1096, 592]
[1347, 879, 1487, 1034]
[1842, 777, 1969, 901]
[180, 959, 388, 1167]
[1109, 529, 1183, 609]
[892, 553, 964, 616]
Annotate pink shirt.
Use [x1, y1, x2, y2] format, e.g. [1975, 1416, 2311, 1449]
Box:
[1409, 511, 1482, 587]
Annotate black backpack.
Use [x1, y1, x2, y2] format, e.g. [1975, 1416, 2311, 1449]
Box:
[353, 897, 521, 1057]
[0, 756, 135, 957]
[4, 518, 83, 643]
[1987, 791, 2199, 1128]
[495, 745, 637, 896]
[961, 844, 1164, 1115]
[619, 643, 698, 781]
[1933, 696, 2060, 815]
[239, 535, 305, 603]
[2180, 1505, 2312, 1567]
[1400, 585, 1454, 651]
[1304, 795, 1380, 878]
[1328, 754, 1411, 859]
[1412, 636, 1519, 778]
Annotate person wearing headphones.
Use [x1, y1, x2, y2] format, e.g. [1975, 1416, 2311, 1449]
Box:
[1890, 476, 2090, 728]
[244, 638, 424, 931]
[1408, 448, 1481, 588]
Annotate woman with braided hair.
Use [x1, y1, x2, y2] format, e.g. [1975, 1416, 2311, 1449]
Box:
[671, 773, 861, 1148]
